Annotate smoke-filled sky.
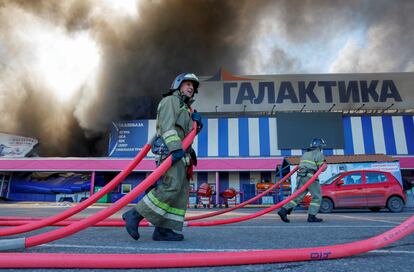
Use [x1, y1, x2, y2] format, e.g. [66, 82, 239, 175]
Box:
[0, 0, 413, 157]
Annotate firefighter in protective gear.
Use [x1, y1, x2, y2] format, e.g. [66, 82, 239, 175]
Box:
[277, 138, 326, 223]
[122, 73, 202, 241]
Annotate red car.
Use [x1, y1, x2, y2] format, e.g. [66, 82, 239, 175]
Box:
[301, 170, 406, 213]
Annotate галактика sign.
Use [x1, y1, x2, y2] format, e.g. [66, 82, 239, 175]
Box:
[193, 69, 412, 113]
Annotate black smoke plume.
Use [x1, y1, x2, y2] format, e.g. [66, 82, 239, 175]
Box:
[0, 0, 260, 156]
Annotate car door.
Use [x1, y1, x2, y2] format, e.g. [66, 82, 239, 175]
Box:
[333, 172, 366, 208]
[364, 171, 389, 207]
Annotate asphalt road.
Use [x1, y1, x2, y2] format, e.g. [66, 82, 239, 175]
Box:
[0, 203, 413, 272]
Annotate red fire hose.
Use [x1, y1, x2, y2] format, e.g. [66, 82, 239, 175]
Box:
[0, 136, 154, 237]
[0, 165, 318, 229]
[0, 124, 197, 250]
[183, 164, 327, 227]
[186, 166, 299, 220]
[0, 220, 126, 227]
[0, 165, 299, 225]
[0, 214, 412, 268]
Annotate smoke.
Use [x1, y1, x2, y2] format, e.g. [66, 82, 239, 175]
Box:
[329, 1, 414, 72]
[1, 0, 413, 156]
[0, 0, 261, 156]
[241, 0, 414, 74]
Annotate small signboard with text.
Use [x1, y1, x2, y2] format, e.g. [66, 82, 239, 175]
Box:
[108, 120, 150, 157]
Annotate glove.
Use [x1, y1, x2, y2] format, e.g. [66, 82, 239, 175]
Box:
[171, 149, 185, 163]
[189, 147, 197, 166]
[191, 110, 203, 133]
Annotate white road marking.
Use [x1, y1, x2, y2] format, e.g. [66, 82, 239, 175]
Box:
[371, 250, 414, 254]
[330, 214, 401, 225]
[208, 225, 395, 229]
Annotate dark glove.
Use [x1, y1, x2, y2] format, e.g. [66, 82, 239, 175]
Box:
[171, 149, 185, 163]
[191, 110, 203, 133]
[189, 147, 197, 166]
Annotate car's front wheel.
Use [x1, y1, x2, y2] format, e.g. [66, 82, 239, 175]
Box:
[319, 198, 333, 213]
[387, 196, 404, 213]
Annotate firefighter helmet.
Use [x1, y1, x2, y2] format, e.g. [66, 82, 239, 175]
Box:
[170, 73, 200, 93]
[310, 138, 326, 148]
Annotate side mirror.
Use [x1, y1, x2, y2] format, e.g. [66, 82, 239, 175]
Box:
[337, 180, 344, 186]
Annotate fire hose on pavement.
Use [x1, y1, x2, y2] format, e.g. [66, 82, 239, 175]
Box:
[0, 165, 300, 225]
[0, 135, 155, 237]
[185, 165, 298, 220]
[0, 209, 413, 268]
[0, 152, 413, 268]
[0, 163, 324, 246]
[0, 165, 319, 229]
[0, 123, 197, 251]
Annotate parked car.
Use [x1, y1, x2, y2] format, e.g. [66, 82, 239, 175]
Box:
[301, 170, 406, 213]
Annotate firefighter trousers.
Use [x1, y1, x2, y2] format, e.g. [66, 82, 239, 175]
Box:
[135, 160, 189, 231]
[283, 175, 322, 216]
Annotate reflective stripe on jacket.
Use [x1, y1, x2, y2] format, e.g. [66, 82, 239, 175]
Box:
[299, 149, 325, 172]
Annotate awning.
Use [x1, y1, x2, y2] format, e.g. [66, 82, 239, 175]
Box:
[0, 157, 284, 172]
[395, 156, 414, 169]
[2, 156, 412, 172]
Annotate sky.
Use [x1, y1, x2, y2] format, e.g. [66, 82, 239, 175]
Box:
[0, 0, 413, 156]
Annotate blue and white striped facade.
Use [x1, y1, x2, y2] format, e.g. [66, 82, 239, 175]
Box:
[145, 114, 414, 158]
[140, 114, 414, 203]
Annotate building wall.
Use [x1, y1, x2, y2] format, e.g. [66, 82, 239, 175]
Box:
[5, 114, 414, 205]
[112, 114, 414, 158]
[190, 171, 275, 204]
[107, 172, 147, 203]
[191, 115, 414, 157]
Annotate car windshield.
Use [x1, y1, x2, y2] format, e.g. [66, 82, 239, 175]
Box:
[321, 173, 342, 185]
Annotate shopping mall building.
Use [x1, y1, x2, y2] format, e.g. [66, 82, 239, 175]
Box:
[1, 69, 414, 206]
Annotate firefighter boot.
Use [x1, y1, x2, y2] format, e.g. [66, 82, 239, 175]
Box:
[122, 208, 144, 240]
[277, 207, 290, 223]
[152, 227, 184, 241]
[307, 214, 323, 223]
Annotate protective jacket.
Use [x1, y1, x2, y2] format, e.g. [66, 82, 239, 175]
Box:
[135, 90, 194, 231]
[297, 149, 325, 177]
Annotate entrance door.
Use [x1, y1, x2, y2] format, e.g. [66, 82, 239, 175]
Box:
[0, 174, 11, 198]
